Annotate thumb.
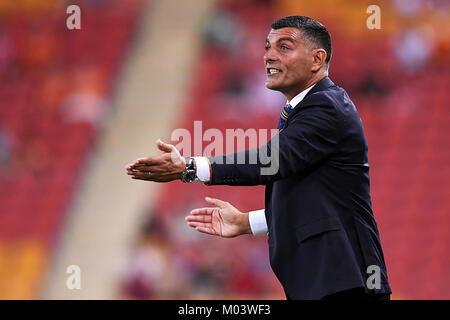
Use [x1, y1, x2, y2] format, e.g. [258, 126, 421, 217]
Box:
[205, 197, 228, 209]
[156, 139, 173, 153]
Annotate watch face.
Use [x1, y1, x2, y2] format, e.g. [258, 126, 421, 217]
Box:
[181, 157, 197, 182]
[186, 170, 196, 182]
[187, 158, 195, 170]
[182, 169, 196, 183]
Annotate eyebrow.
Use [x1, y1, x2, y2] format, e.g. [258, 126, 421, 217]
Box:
[266, 37, 296, 45]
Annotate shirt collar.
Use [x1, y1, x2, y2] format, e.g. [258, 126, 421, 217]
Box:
[287, 83, 316, 109]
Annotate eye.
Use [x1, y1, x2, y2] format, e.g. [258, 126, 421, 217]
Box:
[265, 45, 270, 51]
[280, 45, 289, 51]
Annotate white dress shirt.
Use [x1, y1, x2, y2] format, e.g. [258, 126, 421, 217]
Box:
[194, 83, 316, 235]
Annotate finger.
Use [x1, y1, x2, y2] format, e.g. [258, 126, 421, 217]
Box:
[129, 171, 154, 180]
[128, 163, 146, 170]
[187, 221, 211, 228]
[133, 158, 149, 165]
[185, 214, 212, 223]
[205, 197, 228, 209]
[130, 171, 180, 183]
[128, 158, 158, 168]
[127, 164, 143, 172]
[186, 220, 215, 234]
[156, 139, 173, 153]
[128, 165, 164, 174]
[186, 221, 197, 229]
[189, 207, 215, 216]
[135, 158, 161, 166]
[126, 169, 140, 175]
[127, 165, 143, 171]
[127, 166, 150, 174]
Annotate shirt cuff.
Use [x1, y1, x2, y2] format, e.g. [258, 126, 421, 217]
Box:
[248, 209, 268, 236]
[193, 157, 210, 183]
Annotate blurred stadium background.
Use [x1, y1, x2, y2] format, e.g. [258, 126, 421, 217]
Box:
[0, 0, 449, 300]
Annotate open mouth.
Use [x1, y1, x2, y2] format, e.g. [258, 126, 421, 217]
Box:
[267, 67, 282, 76]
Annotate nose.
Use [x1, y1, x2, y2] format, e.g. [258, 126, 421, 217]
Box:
[264, 47, 278, 65]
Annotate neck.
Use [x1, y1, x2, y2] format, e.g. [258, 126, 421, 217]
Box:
[285, 72, 327, 101]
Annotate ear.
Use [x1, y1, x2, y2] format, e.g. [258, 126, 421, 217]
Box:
[311, 49, 327, 72]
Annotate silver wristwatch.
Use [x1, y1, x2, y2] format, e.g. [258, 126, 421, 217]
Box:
[181, 157, 198, 183]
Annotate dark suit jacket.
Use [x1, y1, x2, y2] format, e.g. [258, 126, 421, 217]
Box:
[208, 76, 391, 299]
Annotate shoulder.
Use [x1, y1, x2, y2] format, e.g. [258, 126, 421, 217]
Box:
[290, 85, 344, 123]
[301, 84, 347, 110]
[296, 84, 356, 127]
[287, 85, 349, 140]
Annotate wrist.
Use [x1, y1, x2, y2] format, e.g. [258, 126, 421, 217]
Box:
[177, 157, 187, 179]
[240, 212, 252, 235]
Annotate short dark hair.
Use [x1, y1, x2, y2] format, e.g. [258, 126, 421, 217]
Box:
[271, 16, 332, 65]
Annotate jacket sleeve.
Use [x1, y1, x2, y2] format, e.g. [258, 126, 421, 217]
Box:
[208, 99, 342, 186]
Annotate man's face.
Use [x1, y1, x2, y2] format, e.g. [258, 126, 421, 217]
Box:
[264, 27, 312, 98]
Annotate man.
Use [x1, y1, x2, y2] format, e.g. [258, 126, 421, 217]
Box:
[126, 16, 391, 300]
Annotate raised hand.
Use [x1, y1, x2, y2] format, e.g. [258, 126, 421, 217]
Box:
[126, 139, 186, 182]
[185, 197, 252, 238]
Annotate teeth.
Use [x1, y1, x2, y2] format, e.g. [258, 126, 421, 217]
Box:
[269, 68, 280, 74]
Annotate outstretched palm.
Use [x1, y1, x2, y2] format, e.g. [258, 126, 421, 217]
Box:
[185, 197, 251, 238]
